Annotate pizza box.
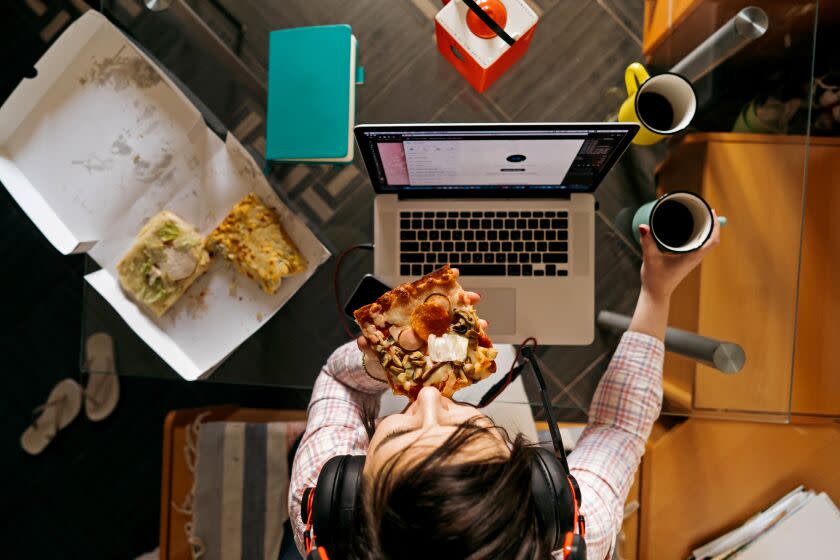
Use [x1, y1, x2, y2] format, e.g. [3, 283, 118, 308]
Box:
[0, 11, 330, 380]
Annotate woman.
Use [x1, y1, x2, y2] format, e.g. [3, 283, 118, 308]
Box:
[289, 218, 720, 559]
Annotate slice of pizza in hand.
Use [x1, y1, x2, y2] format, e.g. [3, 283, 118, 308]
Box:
[353, 265, 498, 400]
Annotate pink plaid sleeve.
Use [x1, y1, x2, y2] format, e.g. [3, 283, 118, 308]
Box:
[568, 331, 664, 560]
[288, 341, 388, 555]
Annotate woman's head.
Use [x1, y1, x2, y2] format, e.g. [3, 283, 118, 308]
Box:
[365, 386, 508, 473]
[354, 387, 554, 560]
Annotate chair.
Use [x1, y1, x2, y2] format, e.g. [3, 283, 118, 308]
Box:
[160, 406, 306, 560]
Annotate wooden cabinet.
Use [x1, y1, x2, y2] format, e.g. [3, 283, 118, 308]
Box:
[639, 418, 840, 560]
[791, 148, 840, 416]
[643, 0, 705, 59]
[642, 1, 824, 69]
[657, 133, 840, 417]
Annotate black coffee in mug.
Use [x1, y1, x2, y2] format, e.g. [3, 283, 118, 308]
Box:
[638, 91, 675, 131]
[651, 199, 694, 248]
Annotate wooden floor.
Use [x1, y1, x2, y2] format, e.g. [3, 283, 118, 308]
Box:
[0, 0, 650, 556]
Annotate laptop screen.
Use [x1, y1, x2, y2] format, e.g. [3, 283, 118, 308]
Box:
[355, 124, 638, 194]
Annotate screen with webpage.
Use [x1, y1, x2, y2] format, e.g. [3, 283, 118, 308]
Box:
[359, 127, 632, 192]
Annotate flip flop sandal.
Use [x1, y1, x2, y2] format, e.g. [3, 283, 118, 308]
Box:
[84, 332, 120, 422]
[20, 378, 83, 455]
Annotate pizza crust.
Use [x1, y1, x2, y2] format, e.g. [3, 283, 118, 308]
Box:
[354, 265, 497, 399]
[355, 266, 459, 328]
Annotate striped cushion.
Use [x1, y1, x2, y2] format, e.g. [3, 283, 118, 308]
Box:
[192, 422, 297, 560]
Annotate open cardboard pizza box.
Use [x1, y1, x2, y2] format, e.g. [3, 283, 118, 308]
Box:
[0, 11, 330, 380]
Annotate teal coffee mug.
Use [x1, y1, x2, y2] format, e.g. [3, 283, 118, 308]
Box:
[632, 191, 726, 253]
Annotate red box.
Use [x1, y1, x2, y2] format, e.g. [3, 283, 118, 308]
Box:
[435, 0, 538, 93]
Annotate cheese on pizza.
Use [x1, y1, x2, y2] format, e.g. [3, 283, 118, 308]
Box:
[354, 265, 497, 399]
[207, 193, 307, 294]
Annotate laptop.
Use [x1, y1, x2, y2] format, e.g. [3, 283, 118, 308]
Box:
[354, 123, 638, 345]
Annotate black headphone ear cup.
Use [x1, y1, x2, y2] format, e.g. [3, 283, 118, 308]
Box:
[564, 533, 587, 560]
[530, 447, 576, 550]
[311, 454, 366, 559]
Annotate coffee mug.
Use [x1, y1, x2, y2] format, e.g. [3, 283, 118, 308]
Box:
[618, 63, 697, 145]
[632, 191, 725, 253]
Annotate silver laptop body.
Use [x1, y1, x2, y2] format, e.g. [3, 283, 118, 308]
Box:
[354, 123, 638, 345]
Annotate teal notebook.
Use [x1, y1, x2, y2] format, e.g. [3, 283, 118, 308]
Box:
[266, 25, 358, 163]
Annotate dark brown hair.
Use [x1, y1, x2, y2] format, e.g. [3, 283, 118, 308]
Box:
[351, 417, 553, 560]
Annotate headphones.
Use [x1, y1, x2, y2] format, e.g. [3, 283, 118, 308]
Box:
[301, 344, 586, 560]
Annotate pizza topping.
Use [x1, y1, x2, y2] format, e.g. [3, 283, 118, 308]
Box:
[387, 350, 405, 376]
[420, 361, 447, 382]
[374, 324, 390, 340]
[387, 325, 403, 341]
[427, 364, 453, 389]
[353, 265, 495, 400]
[428, 333, 469, 363]
[156, 222, 181, 242]
[409, 351, 426, 364]
[160, 247, 198, 281]
[396, 327, 424, 352]
[424, 293, 451, 311]
[411, 300, 452, 341]
[469, 346, 499, 377]
[451, 308, 474, 335]
[379, 353, 392, 368]
[146, 262, 163, 285]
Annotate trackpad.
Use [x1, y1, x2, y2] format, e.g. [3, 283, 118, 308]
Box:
[473, 287, 516, 335]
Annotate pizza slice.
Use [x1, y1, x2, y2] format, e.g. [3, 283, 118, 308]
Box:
[117, 211, 210, 317]
[354, 265, 498, 399]
[207, 193, 307, 295]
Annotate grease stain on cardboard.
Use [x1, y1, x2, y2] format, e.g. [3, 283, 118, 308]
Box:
[79, 46, 161, 91]
[111, 134, 132, 155]
[133, 152, 173, 183]
[71, 154, 113, 173]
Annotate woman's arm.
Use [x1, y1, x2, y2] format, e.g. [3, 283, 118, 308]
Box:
[568, 217, 721, 559]
[627, 288, 669, 340]
[288, 340, 387, 555]
[630, 213, 721, 340]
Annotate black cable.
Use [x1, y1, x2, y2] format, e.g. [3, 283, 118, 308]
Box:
[521, 346, 571, 473]
[476, 337, 537, 408]
[475, 340, 571, 471]
[476, 361, 527, 407]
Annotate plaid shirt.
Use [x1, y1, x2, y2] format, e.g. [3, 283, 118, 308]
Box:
[289, 332, 664, 559]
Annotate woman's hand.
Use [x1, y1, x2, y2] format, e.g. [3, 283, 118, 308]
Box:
[357, 336, 387, 381]
[356, 289, 485, 381]
[639, 209, 722, 302]
[630, 212, 721, 340]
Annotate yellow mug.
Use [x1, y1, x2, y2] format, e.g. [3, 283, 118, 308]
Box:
[618, 62, 696, 145]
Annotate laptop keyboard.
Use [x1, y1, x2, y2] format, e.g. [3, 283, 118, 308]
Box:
[399, 210, 569, 277]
